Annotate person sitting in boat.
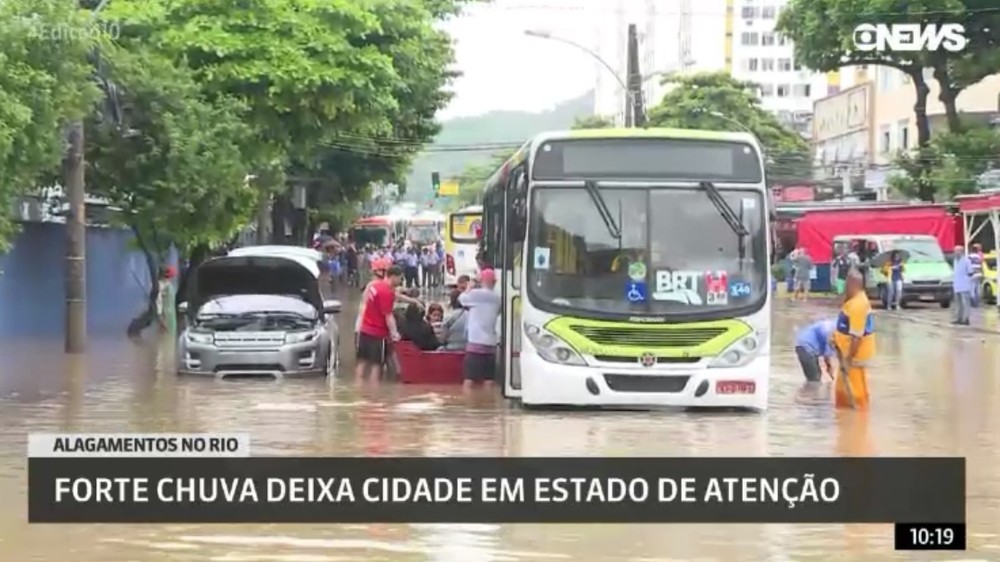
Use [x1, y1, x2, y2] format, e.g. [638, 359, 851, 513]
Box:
[440, 291, 469, 351]
[399, 303, 440, 351]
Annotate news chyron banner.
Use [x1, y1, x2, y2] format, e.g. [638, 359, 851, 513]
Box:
[28, 434, 965, 525]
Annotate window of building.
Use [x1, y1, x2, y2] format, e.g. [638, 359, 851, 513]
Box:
[898, 120, 909, 150]
[761, 58, 775, 71]
[879, 125, 891, 153]
[741, 5, 758, 18]
[778, 58, 793, 71]
[794, 62, 803, 71]
[745, 58, 759, 71]
[761, 5, 776, 18]
[762, 32, 775, 46]
[741, 32, 759, 46]
[776, 33, 789, 46]
[792, 83, 811, 97]
[759, 83, 774, 97]
[776, 84, 790, 97]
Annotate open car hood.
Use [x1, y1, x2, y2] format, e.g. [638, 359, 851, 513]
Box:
[182, 255, 323, 320]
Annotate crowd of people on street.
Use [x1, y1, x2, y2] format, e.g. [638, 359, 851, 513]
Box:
[353, 254, 501, 390]
[786, 241, 992, 324]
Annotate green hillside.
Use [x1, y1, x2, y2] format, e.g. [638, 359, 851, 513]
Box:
[404, 90, 595, 201]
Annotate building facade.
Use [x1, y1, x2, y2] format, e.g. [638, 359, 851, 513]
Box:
[871, 68, 1000, 166]
[592, 0, 863, 124]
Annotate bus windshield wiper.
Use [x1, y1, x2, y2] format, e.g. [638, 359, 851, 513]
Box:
[699, 181, 749, 238]
[584, 181, 621, 239]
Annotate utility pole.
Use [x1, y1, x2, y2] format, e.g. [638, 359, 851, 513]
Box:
[626, 24, 645, 127]
[64, 121, 86, 353]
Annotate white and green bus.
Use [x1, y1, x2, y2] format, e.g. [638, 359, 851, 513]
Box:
[480, 128, 771, 411]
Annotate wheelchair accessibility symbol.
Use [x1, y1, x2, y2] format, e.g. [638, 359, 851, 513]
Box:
[625, 281, 647, 303]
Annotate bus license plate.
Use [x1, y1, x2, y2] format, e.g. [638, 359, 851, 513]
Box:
[716, 381, 755, 394]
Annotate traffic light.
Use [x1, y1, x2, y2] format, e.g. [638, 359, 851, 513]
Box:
[431, 172, 440, 198]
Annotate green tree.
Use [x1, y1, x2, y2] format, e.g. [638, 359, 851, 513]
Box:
[929, 4, 1000, 132]
[0, 0, 101, 249]
[775, 0, 1000, 199]
[645, 72, 812, 184]
[85, 45, 257, 335]
[572, 115, 615, 129]
[892, 124, 1000, 199]
[105, 0, 460, 229]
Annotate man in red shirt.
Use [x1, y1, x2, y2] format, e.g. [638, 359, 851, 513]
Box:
[355, 265, 404, 380]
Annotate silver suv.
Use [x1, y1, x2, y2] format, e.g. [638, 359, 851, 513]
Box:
[176, 249, 340, 379]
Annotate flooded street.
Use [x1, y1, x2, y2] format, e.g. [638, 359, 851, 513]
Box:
[2, 296, 999, 560]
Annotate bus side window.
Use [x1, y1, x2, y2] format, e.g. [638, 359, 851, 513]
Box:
[482, 188, 503, 267]
[508, 170, 527, 243]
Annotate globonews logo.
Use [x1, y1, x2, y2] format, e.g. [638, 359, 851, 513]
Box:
[853, 23, 968, 52]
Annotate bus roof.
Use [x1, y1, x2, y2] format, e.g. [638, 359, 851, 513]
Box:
[452, 205, 482, 214]
[556, 127, 759, 144]
[484, 128, 762, 189]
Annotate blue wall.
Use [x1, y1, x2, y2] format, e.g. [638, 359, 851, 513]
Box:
[0, 222, 176, 338]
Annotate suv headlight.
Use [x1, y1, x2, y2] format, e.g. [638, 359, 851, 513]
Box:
[524, 323, 585, 366]
[185, 331, 213, 345]
[708, 334, 762, 368]
[285, 330, 318, 344]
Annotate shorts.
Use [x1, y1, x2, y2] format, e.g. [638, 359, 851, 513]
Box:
[463, 351, 496, 382]
[795, 278, 811, 292]
[357, 332, 389, 365]
[834, 279, 846, 294]
[795, 346, 823, 382]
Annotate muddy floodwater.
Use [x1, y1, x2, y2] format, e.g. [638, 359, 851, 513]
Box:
[1, 297, 998, 560]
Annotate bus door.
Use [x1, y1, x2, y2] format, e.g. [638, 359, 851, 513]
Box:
[500, 168, 527, 398]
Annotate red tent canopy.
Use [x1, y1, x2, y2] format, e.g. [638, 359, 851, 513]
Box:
[957, 192, 1000, 213]
[796, 205, 956, 262]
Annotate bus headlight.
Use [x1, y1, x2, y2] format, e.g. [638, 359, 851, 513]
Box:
[708, 335, 760, 368]
[524, 323, 585, 366]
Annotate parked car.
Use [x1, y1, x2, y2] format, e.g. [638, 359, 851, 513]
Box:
[831, 234, 953, 308]
[176, 250, 340, 379]
[981, 251, 997, 304]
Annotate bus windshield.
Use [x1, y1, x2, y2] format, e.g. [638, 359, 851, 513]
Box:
[408, 224, 438, 245]
[449, 213, 482, 243]
[352, 226, 390, 247]
[526, 185, 768, 317]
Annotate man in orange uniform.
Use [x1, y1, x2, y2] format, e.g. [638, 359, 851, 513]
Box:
[832, 269, 875, 409]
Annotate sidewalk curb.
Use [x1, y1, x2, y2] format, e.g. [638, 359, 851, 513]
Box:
[879, 310, 1000, 336]
[778, 294, 1000, 336]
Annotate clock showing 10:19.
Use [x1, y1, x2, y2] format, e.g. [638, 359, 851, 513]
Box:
[894, 523, 966, 550]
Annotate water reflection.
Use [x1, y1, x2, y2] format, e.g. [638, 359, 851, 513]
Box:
[0, 301, 998, 559]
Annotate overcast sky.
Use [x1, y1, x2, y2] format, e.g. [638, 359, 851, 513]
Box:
[438, 0, 604, 119]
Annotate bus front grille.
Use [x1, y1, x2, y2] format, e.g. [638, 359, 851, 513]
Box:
[568, 326, 727, 348]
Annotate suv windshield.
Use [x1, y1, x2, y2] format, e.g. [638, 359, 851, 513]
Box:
[884, 238, 945, 263]
[527, 185, 768, 317]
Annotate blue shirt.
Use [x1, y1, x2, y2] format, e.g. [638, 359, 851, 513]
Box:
[405, 253, 418, 267]
[890, 259, 903, 282]
[953, 256, 972, 293]
[795, 320, 835, 357]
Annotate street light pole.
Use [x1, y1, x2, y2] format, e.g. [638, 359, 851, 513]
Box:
[64, 0, 117, 353]
[524, 29, 637, 126]
[524, 29, 693, 127]
[64, 121, 86, 353]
